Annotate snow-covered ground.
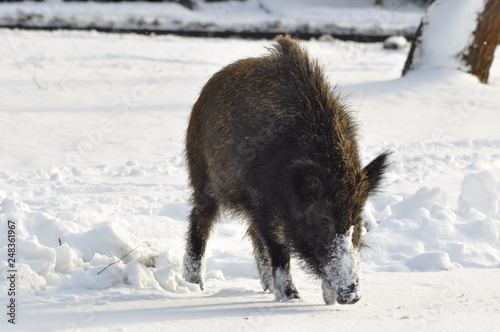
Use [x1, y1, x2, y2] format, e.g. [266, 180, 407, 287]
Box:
[1, 29, 499, 331]
[0, 0, 424, 36]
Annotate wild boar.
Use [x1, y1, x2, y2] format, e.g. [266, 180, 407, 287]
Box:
[183, 35, 389, 305]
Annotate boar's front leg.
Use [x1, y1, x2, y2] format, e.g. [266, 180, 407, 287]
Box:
[254, 216, 300, 301]
[272, 262, 300, 301]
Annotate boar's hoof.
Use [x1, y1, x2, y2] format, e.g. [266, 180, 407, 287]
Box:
[273, 266, 300, 301]
[183, 255, 204, 290]
[274, 281, 300, 301]
[261, 280, 274, 293]
[260, 270, 274, 293]
[288, 289, 301, 300]
[184, 272, 204, 291]
[274, 287, 301, 302]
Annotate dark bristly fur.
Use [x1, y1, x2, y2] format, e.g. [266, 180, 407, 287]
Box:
[183, 35, 389, 304]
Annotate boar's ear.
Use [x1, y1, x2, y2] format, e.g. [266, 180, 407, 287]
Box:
[289, 160, 324, 203]
[363, 152, 390, 193]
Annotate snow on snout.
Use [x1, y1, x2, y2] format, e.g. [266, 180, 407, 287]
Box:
[323, 226, 361, 302]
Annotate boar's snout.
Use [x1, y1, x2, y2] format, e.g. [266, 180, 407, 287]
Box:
[337, 296, 360, 305]
[322, 279, 361, 305]
[321, 226, 362, 305]
[336, 283, 361, 305]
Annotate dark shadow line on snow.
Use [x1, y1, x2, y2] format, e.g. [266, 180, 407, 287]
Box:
[0, 24, 415, 42]
[20, 299, 337, 329]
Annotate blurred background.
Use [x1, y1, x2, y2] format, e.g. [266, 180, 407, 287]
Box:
[0, 0, 430, 41]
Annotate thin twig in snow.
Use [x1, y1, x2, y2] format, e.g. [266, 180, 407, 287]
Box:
[32, 63, 44, 90]
[57, 61, 75, 91]
[89, 62, 113, 90]
[96, 244, 142, 275]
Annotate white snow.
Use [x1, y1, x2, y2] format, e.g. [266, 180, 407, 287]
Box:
[406, 251, 453, 272]
[458, 170, 500, 217]
[383, 35, 408, 49]
[0, 27, 500, 330]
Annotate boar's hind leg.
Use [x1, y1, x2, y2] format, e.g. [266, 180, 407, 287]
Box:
[183, 191, 218, 291]
[248, 224, 273, 293]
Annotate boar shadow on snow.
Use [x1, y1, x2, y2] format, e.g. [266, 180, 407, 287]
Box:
[183, 35, 389, 305]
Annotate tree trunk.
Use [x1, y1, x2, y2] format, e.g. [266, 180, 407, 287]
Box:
[401, 21, 423, 77]
[402, 0, 498, 84]
[462, 0, 500, 83]
[402, 0, 435, 76]
[177, 0, 198, 10]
